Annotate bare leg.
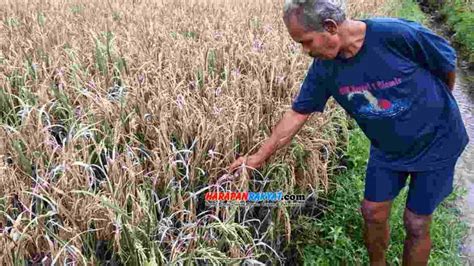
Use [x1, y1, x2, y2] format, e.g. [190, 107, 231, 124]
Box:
[361, 199, 393, 266]
[402, 207, 432, 266]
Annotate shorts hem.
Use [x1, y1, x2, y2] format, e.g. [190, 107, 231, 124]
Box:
[405, 204, 434, 216]
[405, 188, 454, 216]
[364, 193, 398, 203]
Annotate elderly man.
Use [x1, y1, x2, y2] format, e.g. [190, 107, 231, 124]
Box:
[228, 0, 469, 265]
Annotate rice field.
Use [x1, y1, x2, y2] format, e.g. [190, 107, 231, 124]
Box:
[0, 0, 390, 264]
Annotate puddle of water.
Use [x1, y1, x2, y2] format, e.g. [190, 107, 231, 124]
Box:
[452, 67, 474, 263]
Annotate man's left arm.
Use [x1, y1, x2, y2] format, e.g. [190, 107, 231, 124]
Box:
[412, 28, 457, 92]
[396, 23, 458, 92]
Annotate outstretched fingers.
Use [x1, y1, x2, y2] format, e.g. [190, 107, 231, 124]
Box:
[228, 156, 246, 173]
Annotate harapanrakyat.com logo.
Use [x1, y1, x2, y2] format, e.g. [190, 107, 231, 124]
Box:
[204, 191, 306, 207]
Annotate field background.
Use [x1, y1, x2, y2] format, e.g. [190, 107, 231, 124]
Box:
[0, 0, 467, 265]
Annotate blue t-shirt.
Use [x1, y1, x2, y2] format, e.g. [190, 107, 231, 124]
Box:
[292, 17, 469, 171]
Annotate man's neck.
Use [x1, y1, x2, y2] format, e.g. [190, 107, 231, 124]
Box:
[338, 20, 367, 59]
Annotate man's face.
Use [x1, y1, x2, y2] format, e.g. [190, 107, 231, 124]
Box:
[285, 14, 341, 59]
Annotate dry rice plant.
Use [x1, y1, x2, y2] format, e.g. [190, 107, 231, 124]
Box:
[0, 0, 388, 264]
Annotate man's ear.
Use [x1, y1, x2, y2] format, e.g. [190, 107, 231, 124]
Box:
[323, 19, 338, 34]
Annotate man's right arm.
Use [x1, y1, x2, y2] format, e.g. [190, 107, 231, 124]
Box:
[228, 59, 329, 172]
[228, 109, 311, 172]
[254, 109, 311, 161]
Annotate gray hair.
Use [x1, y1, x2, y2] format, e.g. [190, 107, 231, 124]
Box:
[283, 0, 346, 32]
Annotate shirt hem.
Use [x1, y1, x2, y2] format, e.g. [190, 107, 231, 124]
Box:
[369, 138, 468, 172]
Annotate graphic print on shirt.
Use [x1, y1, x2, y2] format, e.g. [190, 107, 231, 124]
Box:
[347, 90, 392, 111]
[338, 77, 411, 118]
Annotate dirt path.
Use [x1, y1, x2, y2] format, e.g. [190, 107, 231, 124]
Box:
[452, 67, 474, 264]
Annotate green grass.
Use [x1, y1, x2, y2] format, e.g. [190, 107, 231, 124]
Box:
[396, 0, 429, 24]
[441, 0, 474, 65]
[382, 0, 429, 25]
[303, 124, 468, 265]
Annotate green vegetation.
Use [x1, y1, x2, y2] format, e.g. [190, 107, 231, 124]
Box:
[441, 0, 474, 65]
[382, 0, 428, 24]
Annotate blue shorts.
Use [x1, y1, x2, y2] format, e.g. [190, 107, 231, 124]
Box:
[364, 158, 457, 215]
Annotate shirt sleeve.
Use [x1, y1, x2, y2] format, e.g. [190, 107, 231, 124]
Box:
[291, 60, 331, 114]
[389, 20, 457, 76]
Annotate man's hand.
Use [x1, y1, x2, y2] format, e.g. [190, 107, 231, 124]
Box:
[226, 109, 311, 174]
[228, 154, 265, 173]
[443, 71, 456, 92]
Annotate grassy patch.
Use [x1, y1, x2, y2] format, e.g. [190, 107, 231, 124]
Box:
[396, 0, 429, 24]
[303, 125, 468, 265]
[382, 0, 428, 24]
[441, 0, 474, 65]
